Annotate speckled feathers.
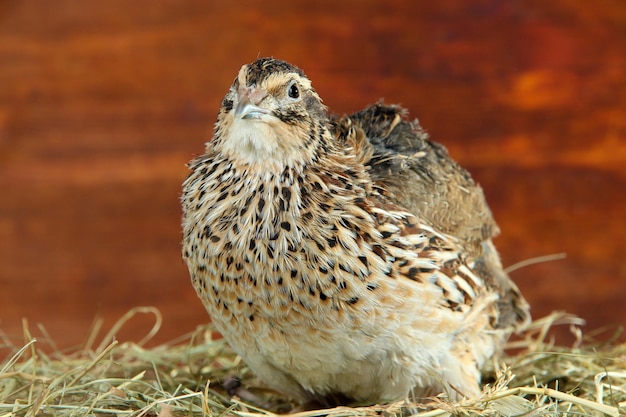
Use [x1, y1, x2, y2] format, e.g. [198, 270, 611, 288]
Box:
[182, 58, 530, 404]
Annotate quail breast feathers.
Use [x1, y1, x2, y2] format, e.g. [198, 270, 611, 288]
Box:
[181, 58, 530, 405]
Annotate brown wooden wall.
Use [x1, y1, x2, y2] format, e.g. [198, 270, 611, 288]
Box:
[1, 1, 625, 349]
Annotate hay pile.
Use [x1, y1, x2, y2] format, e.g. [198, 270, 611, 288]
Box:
[1, 307, 624, 417]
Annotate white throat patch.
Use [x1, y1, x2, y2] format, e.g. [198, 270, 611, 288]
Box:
[222, 119, 281, 165]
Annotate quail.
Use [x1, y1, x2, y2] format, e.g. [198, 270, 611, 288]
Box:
[181, 58, 530, 405]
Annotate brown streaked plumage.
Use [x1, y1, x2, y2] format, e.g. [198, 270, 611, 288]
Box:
[181, 58, 530, 405]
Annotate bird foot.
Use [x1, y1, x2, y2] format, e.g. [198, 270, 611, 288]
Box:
[223, 375, 292, 412]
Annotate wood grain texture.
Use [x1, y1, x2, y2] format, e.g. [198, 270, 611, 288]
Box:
[1, 0, 625, 349]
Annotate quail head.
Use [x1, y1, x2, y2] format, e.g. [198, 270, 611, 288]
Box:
[181, 58, 530, 405]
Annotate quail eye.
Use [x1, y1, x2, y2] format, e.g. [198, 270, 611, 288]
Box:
[287, 82, 300, 99]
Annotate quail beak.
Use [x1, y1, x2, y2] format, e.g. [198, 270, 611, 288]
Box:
[235, 86, 270, 120]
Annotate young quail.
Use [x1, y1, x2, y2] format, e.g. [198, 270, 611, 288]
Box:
[181, 58, 530, 405]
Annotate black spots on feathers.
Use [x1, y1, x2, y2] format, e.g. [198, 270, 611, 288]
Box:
[222, 98, 233, 112]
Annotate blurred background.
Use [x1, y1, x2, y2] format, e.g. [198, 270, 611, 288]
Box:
[1, 1, 625, 350]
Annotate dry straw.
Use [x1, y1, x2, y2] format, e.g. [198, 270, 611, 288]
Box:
[1, 307, 624, 417]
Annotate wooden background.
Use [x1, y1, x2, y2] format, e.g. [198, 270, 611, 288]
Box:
[1, 1, 625, 351]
